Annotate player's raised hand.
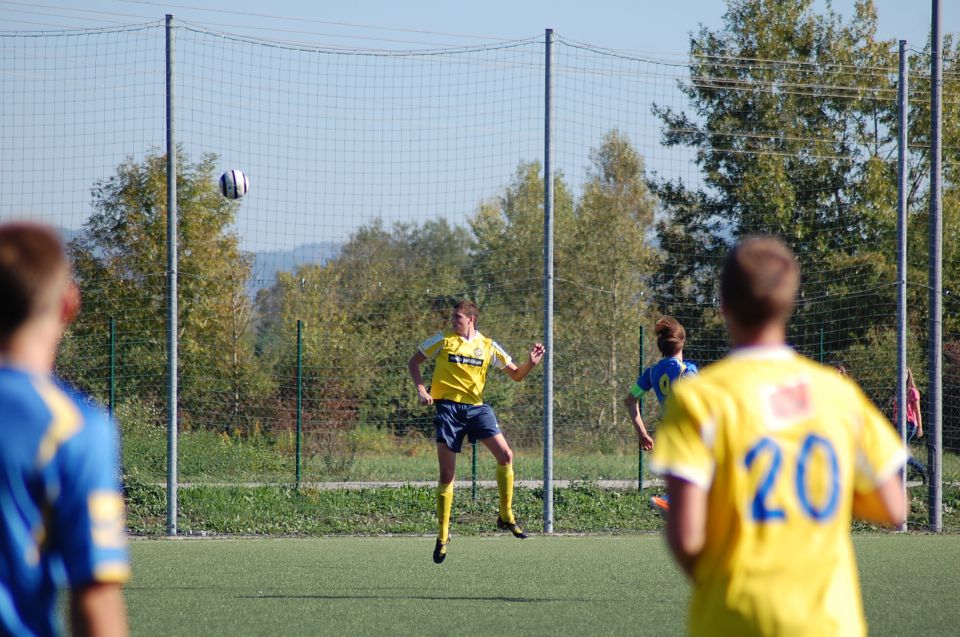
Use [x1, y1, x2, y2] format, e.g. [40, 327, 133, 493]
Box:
[529, 342, 545, 365]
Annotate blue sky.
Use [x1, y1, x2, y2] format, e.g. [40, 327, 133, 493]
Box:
[0, 1, 955, 267]
[0, 1, 950, 53]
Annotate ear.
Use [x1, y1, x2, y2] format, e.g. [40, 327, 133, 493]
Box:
[61, 279, 80, 325]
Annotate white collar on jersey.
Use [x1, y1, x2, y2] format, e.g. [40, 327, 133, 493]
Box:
[457, 330, 483, 343]
[727, 345, 795, 360]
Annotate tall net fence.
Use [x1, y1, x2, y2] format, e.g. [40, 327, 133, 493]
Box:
[1, 19, 958, 531]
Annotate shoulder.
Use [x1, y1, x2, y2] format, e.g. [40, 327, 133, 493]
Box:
[53, 381, 115, 451]
[419, 330, 449, 351]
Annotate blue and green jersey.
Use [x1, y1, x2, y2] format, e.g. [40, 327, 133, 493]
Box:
[630, 357, 698, 405]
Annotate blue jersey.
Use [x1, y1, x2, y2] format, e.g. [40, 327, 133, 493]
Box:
[630, 357, 698, 405]
[0, 368, 129, 637]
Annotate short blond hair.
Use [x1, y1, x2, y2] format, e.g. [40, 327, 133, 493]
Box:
[720, 236, 799, 327]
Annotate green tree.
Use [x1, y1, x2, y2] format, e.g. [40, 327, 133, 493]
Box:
[468, 161, 575, 443]
[66, 150, 269, 433]
[262, 217, 474, 452]
[558, 130, 659, 437]
[651, 0, 901, 361]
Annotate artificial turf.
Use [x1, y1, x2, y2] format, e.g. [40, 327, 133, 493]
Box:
[123, 534, 960, 636]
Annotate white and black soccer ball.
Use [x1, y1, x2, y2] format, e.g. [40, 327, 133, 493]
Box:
[219, 169, 249, 199]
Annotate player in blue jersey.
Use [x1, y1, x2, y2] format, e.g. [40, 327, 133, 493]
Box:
[0, 222, 129, 636]
[623, 317, 697, 513]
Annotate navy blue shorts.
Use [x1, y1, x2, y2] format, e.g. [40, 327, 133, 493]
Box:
[434, 400, 501, 453]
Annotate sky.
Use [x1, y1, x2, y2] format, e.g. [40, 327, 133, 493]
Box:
[0, 1, 956, 267]
[0, 1, 950, 56]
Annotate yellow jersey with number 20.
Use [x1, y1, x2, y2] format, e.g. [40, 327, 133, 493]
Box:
[651, 346, 906, 637]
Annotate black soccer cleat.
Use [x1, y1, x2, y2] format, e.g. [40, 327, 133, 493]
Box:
[497, 516, 527, 539]
[433, 539, 449, 564]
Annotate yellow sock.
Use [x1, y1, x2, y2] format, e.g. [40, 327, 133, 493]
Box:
[496, 464, 515, 524]
[436, 482, 453, 543]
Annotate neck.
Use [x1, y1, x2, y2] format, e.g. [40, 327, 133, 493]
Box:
[729, 323, 786, 349]
[2, 322, 59, 375]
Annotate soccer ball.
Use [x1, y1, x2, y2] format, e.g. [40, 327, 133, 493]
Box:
[219, 169, 249, 199]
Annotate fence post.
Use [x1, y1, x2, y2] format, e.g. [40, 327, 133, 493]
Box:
[638, 324, 644, 491]
[296, 319, 303, 488]
[471, 441, 478, 500]
[819, 326, 824, 364]
[164, 13, 178, 538]
[542, 27, 555, 534]
[927, 0, 943, 533]
[108, 317, 116, 418]
[896, 39, 910, 532]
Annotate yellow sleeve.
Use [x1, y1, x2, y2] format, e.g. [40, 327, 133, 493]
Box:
[650, 387, 715, 489]
[419, 332, 445, 358]
[853, 390, 908, 494]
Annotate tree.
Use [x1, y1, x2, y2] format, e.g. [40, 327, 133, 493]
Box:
[66, 149, 269, 433]
[651, 0, 902, 360]
[558, 130, 658, 435]
[261, 217, 474, 447]
[468, 161, 575, 443]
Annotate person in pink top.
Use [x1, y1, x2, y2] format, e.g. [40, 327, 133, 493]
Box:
[894, 367, 926, 483]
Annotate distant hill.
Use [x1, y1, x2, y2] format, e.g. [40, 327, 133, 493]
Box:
[249, 241, 341, 292]
[60, 227, 339, 295]
[56, 226, 84, 245]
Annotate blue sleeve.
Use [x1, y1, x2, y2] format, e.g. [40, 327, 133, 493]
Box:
[52, 402, 129, 586]
[683, 362, 698, 377]
[638, 366, 653, 392]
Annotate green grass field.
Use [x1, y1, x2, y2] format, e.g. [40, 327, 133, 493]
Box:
[124, 535, 960, 637]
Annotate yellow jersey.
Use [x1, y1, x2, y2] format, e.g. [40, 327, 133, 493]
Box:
[419, 330, 512, 405]
[651, 346, 906, 637]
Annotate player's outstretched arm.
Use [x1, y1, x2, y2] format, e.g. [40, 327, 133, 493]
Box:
[70, 582, 128, 637]
[664, 475, 707, 578]
[407, 351, 433, 405]
[623, 393, 653, 450]
[504, 342, 545, 382]
[852, 474, 907, 527]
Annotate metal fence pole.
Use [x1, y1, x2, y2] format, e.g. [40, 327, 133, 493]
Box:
[638, 324, 644, 491]
[165, 13, 178, 537]
[471, 441, 478, 500]
[542, 27, 555, 534]
[819, 326, 824, 364]
[296, 319, 303, 488]
[896, 40, 910, 532]
[108, 317, 116, 418]
[928, 0, 943, 532]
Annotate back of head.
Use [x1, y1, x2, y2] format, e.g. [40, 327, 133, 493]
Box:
[0, 223, 69, 341]
[655, 317, 686, 357]
[720, 236, 800, 328]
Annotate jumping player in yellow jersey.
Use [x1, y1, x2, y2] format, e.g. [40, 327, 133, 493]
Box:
[408, 300, 545, 564]
[651, 236, 907, 637]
